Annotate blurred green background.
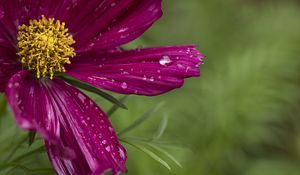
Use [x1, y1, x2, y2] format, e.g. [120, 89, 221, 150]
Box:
[1, 0, 300, 174]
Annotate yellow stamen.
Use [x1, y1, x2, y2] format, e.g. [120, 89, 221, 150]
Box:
[17, 15, 76, 79]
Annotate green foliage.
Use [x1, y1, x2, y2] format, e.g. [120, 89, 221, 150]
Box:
[118, 102, 165, 136]
[0, 114, 52, 175]
[1, 0, 300, 175]
[28, 131, 37, 146]
[60, 75, 128, 110]
[121, 139, 171, 171]
[0, 95, 179, 174]
[107, 96, 129, 118]
[0, 94, 6, 118]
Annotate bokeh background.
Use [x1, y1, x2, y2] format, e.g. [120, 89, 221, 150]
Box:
[1, 0, 300, 174]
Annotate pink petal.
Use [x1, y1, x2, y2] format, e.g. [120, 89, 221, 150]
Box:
[66, 45, 205, 96]
[5, 71, 127, 175]
[0, 0, 61, 42]
[0, 0, 162, 51]
[0, 38, 20, 92]
[71, 0, 162, 51]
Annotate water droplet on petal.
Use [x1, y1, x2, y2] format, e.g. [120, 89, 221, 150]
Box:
[108, 127, 114, 133]
[77, 93, 86, 101]
[149, 76, 154, 82]
[118, 27, 128, 33]
[121, 82, 127, 89]
[105, 146, 111, 152]
[118, 146, 126, 160]
[197, 56, 203, 61]
[143, 75, 147, 80]
[177, 63, 184, 69]
[185, 66, 191, 72]
[8, 83, 13, 88]
[111, 2, 116, 7]
[159, 55, 172, 66]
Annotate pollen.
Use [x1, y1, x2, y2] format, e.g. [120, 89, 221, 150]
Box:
[17, 15, 76, 79]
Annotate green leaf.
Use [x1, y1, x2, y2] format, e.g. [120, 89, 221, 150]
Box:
[147, 143, 183, 168]
[0, 163, 54, 175]
[152, 115, 168, 140]
[4, 136, 27, 162]
[28, 168, 54, 175]
[59, 75, 128, 110]
[120, 136, 188, 152]
[0, 145, 45, 173]
[10, 145, 45, 163]
[118, 102, 165, 136]
[121, 139, 171, 170]
[107, 96, 129, 118]
[28, 131, 37, 146]
[0, 95, 7, 118]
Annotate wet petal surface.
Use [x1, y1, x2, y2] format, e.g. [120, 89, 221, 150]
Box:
[5, 70, 127, 175]
[67, 45, 205, 96]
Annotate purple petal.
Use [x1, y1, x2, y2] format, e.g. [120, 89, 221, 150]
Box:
[0, 0, 162, 51]
[0, 0, 61, 42]
[5, 71, 62, 142]
[69, 0, 162, 51]
[5, 71, 127, 175]
[67, 45, 205, 96]
[0, 39, 20, 92]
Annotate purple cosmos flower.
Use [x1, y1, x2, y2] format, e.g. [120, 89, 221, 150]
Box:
[0, 0, 204, 175]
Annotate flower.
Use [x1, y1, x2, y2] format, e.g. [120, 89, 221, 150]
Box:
[0, 0, 205, 175]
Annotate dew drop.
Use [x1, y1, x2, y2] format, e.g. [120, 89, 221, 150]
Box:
[118, 146, 126, 160]
[197, 56, 203, 61]
[98, 134, 103, 138]
[159, 55, 172, 66]
[121, 82, 127, 89]
[143, 75, 147, 81]
[89, 43, 95, 47]
[0, 9, 4, 19]
[8, 83, 13, 88]
[111, 2, 116, 7]
[108, 127, 114, 133]
[118, 27, 128, 33]
[136, 47, 142, 52]
[149, 76, 154, 82]
[105, 146, 111, 152]
[177, 63, 184, 69]
[186, 66, 191, 72]
[77, 93, 86, 101]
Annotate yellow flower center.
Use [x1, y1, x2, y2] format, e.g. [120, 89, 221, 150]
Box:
[17, 15, 76, 79]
